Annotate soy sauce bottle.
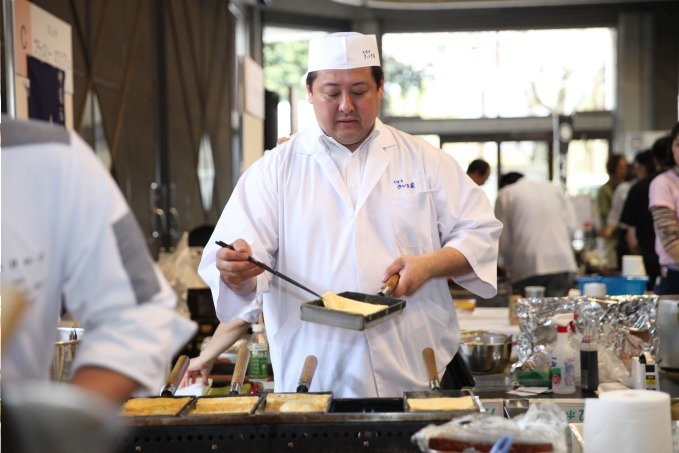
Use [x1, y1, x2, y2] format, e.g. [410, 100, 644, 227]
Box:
[580, 322, 599, 393]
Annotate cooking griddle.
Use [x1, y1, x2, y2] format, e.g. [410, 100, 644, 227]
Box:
[300, 292, 406, 331]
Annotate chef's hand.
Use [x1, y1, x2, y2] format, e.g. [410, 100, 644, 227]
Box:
[382, 248, 472, 298]
[382, 255, 432, 298]
[216, 238, 263, 294]
[180, 356, 215, 387]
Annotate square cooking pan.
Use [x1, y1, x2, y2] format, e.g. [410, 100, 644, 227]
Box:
[300, 292, 406, 331]
[181, 394, 263, 416]
[256, 392, 333, 414]
[120, 396, 194, 417]
[330, 397, 404, 413]
[403, 388, 481, 413]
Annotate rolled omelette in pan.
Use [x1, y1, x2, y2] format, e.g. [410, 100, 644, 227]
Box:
[407, 396, 475, 411]
[190, 396, 260, 415]
[322, 292, 387, 316]
[121, 397, 192, 416]
[263, 393, 331, 413]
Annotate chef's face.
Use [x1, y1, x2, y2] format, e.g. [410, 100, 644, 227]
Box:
[307, 67, 383, 152]
[470, 168, 491, 186]
[672, 133, 679, 166]
[614, 158, 629, 180]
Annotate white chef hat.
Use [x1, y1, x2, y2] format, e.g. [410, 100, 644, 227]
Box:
[307, 32, 381, 73]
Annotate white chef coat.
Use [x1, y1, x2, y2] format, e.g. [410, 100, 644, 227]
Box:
[1, 117, 197, 394]
[199, 119, 501, 398]
[494, 177, 578, 283]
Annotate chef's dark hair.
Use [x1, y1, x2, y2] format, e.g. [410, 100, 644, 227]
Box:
[499, 172, 524, 189]
[605, 154, 626, 176]
[663, 122, 679, 167]
[633, 149, 654, 176]
[652, 134, 672, 169]
[671, 122, 679, 143]
[306, 66, 384, 91]
[467, 159, 490, 175]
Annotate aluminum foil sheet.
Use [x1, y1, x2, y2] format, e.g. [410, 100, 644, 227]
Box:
[514, 295, 658, 374]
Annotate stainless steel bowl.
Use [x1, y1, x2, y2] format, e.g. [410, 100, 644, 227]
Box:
[459, 330, 512, 374]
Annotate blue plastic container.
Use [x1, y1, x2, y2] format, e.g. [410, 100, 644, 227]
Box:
[576, 275, 648, 296]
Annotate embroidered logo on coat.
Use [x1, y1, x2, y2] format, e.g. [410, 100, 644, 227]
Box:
[393, 179, 416, 190]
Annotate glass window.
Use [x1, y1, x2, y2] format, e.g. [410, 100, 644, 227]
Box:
[500, 141, 550, 182]
[263, 27, 327, 138]
[564, 138, 610, 196]
[443, 141, 498, 203]
[382, 28, 615, 119]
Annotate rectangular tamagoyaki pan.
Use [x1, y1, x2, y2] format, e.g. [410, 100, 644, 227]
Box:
[180, 394, 264, 416]
[403, 388, 481, 413]
[300, 275, 406, 331]
[215, 241, 405, 331]
[120, 396, 195, 417]
[402, 348, 480, 414]
[255, 392, 334, 414]
[300, 292, 406, 331]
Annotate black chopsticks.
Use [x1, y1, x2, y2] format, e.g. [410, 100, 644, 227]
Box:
[215, 241, 323, 299]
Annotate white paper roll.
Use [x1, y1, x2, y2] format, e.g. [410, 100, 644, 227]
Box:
[584, 390, 672, 453]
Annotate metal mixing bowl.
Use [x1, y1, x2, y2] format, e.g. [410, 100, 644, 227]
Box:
[459, 330, 512, 374]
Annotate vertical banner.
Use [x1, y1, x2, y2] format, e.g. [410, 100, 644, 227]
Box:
[27, 55, 65, 125]
[241, 56, 265, 172]
[29, 3, 72, 93]
[243, 56, 264, 120]
[13, 0, 31, 77]
[11, 1, 72, 127]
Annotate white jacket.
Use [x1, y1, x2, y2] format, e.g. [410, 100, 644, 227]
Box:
[495, 177, 577, 282]
[200, 119, 501, 397]
[1, 117, 196, 393]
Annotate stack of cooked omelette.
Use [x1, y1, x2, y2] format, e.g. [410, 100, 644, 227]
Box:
[322, 292, 387, 316]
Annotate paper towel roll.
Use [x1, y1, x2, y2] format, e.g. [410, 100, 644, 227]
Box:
[584, 390, 672, 453]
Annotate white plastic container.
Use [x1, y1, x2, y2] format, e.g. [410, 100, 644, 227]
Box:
[621, 254, 646, 276]
[551, 315, 576, 395]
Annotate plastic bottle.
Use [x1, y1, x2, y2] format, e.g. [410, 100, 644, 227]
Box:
[583, 221, 597, 251]
[551, 314, 576, 395]
[580, 320, 599, 393]
[571, 315, 581, 388]
[247, 324, 269, 380]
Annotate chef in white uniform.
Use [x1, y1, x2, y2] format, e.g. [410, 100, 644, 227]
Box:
[199, 32, 502, 398]
[1, 116, 197, 403]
